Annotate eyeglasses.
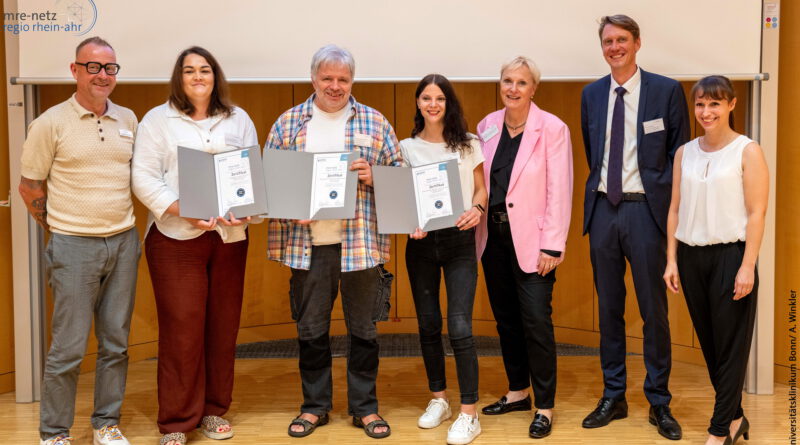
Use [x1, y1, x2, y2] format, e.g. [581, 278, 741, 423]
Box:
[75, 61, 121, 75]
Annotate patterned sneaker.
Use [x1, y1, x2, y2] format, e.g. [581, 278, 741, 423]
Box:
[418, 398, 452, 428]
[93, 425, 131, 445]
[446, 412, 481, 445]
[40, 435, 73, 445]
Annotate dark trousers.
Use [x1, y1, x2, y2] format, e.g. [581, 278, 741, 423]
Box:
[145, 226, 248, 434]
[481, 218, 557, 409]
[289, 244, 391, 417]
[589, 196, 672, 406]
[406, 227, 479, 405]
[678, 241, 757, 437]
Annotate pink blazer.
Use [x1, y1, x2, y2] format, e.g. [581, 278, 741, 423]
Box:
[476, 102, 573, 273]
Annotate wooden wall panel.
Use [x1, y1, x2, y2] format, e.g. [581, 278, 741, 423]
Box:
[0, 0, 15, 393]
[775, 0, 800, 384]
[31, 73, 757, 384]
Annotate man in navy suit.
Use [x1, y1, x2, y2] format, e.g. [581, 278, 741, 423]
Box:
[580, 15, 690, 440]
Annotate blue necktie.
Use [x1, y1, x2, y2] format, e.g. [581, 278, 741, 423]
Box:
[607, 86, 627, 206]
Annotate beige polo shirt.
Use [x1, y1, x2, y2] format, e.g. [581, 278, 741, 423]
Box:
[20, 94, 138, 236]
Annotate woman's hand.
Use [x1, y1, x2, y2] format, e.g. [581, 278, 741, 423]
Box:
[733, 264, 756, 300]
[455, 207, 482, 230]
[185, 216, 217, 231]
[217, 212, 251, 227]
[410, 227, 427, 239]
[663, 260, 680, 293]
[537, 251, 563, 276]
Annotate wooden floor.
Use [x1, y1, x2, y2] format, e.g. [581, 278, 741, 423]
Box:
[1, 356, 788, 444]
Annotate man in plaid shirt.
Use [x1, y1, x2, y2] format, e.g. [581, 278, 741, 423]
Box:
[265, 45, 402, 439]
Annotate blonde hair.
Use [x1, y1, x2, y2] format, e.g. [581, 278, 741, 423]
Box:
[500, 56, 541, 86]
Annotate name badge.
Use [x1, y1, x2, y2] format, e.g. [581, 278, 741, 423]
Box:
[225, 133, 243, 147]
[118, 128, 133, 138]
[354, 133, 372, 147]
[480, 125, 499, 142]
[643, 118, 665, 134]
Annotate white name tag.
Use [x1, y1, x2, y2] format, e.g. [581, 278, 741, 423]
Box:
[225, 133, 243, 147]
[643, 118, 665, 134]
[118, 129, 133, 138]
[480, 125, 499, 142]
[354, 133, 372, 147]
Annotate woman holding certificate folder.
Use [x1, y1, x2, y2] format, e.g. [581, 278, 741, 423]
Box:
[132, 46, 258, 445]
[400, 74, 487, 445]
[475, 57, 573, 439]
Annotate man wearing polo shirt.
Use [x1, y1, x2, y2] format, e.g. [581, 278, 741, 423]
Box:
[18, 37, 139, 445]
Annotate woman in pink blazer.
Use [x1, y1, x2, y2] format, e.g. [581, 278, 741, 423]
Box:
[476, 57, 573, 439]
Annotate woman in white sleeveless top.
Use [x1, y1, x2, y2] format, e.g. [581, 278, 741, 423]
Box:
[663, 76, 768, 445]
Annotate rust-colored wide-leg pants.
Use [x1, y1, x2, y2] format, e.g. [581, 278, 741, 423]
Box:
[145, 226, 248, 434]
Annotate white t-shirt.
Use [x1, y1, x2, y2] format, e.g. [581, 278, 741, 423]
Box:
[399, 135, 484, 210]
[304, 103, 353, 245]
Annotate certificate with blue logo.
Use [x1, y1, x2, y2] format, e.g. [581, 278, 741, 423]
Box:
[215, 149, 255, 216]
[310, 153, 348, 217]
[373, 159, 463, 234]
[178, 146, 268, 220]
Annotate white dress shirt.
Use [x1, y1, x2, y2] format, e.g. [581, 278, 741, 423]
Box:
[132, 102, 258, 243]
[599, 66, 645, 194]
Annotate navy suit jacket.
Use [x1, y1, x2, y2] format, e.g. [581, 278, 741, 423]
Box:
[581, 69, 690, 235]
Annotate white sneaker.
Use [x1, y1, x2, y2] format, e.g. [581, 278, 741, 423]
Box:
[40, 435, 73, 445]
[93, 425, 131, 445]
[418, 397, 452, 428]
[446, 412, 481, 445]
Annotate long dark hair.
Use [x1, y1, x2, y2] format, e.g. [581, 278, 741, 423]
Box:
[691, 75, 736, 129]
[168, 46, 233, 118]
[411, 74, 473, 154]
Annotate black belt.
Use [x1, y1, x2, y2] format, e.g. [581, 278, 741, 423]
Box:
[598, 191, 647, 202]
[491, 211, 509, 223]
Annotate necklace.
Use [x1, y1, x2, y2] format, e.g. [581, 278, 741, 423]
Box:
[505, 120, 526, 131]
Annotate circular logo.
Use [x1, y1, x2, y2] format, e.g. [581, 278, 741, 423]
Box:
[329, 190, 338, 199]
[434, 200, 443, 209]
[53, 0, 98, 36]
[236, 188, 245, 197]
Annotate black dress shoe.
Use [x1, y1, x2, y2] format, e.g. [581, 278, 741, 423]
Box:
[481, 395, 532, 415]
[581, 397, 628, 428]
[649, 405, 682, 440]
[528, 412, 552, 439]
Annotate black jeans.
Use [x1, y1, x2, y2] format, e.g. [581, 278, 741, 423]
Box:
[406, 227, 479, 405]
[289, 244, 392, 417]
[481, 217, 557, 409]
[677, 241, 757, 437]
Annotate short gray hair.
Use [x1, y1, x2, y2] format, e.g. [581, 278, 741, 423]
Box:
[500, 56, 541, 86]
[310, 44, 355, 78]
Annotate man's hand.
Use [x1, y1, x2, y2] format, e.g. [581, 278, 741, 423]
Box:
[19, 177, 49, 230]
[350, 158, 373, 186]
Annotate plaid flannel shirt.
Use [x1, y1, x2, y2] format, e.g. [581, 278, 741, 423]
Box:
[265, 95, 403, 271]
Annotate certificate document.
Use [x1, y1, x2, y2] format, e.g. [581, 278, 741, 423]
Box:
[310, 152, 349, 217]
[214, 149, 255, 216]
[412, 162, 453, 228]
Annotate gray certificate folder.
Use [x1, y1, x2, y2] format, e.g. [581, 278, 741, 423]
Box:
[373, 159, 463, 233]
[177, 146, 268, 219]
[262, 150, 358, 220]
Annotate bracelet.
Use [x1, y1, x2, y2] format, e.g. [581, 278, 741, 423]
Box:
[472, 203, 485, 214]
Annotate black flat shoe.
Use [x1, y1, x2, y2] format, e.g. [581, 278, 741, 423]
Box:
[481, 395, 532, 415]
[528, 412, 552, 439]
[649, 405, 682, 440]
[582, 397, 628, 428]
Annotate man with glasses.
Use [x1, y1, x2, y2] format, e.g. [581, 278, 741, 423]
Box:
[19, 36, 139, 445]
